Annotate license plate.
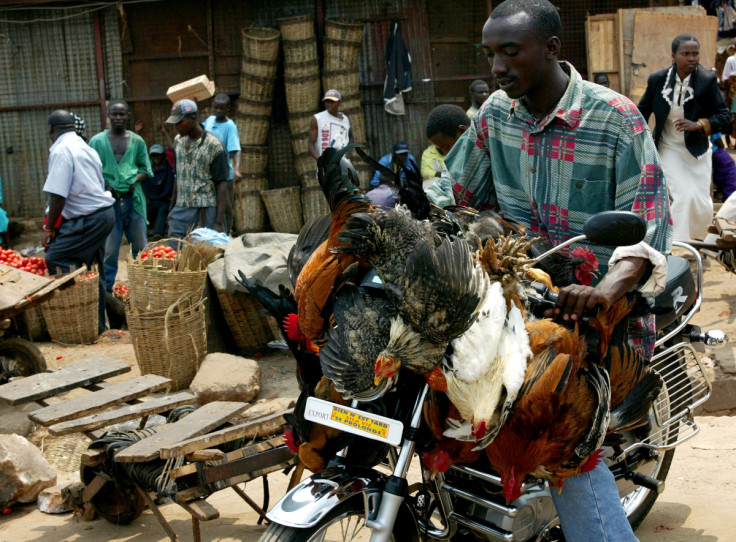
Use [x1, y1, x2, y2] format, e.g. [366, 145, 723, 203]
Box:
[304, 397, 404, 446]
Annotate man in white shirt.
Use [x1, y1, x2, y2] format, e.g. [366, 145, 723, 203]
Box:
[43, 110, 115, 333]
[308, 89, 352, 160]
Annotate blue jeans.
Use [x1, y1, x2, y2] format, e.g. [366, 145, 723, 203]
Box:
[167, 206, 216, 246]
[146, 199, 170, 237]
[103, 197, 147, 292]
[551, 461, 638, 542]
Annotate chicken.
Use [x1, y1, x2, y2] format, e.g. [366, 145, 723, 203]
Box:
[288, 213, 332, 287]
[294, 145, 372, 342]
[319, 280, 398, 400]
[235, 272, 321, 390]
[441, 282, 531, 448]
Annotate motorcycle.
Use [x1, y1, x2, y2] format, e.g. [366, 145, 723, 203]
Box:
[260, 211, 726, 542]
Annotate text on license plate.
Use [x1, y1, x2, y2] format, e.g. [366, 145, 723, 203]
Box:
[304, 397, 403, 446]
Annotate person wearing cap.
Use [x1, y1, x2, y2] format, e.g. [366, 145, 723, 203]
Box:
[370, 141, 417, 187]
[43, 110, 115, 334]
[89, 100, 153, 292]
[203, 93, 241, 233]
[143, 143, 175, 240]
[165, 99, 230, 239]
[309, 89, 352, 160]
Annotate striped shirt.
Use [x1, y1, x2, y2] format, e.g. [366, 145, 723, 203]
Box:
[429, 62, 673, 276]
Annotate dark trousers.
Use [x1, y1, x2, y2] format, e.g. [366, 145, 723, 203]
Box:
[147, 198, 170, 237]
[45, 205, 115, 334]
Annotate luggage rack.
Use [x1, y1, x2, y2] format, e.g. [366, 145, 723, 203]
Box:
[0, 354, 296, 542]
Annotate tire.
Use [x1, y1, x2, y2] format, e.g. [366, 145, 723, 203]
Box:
[621, 449, 674, 531]
[80, 464, 146, 525]
[258, 494, 419, 542]
[0, 337, 46, 383]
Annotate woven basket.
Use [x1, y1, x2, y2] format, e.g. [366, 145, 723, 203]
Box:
[17, 305, 47, 341]
[288, 112, 314, 134]
[215, 289, 275, 351]
[261, 185, 304, 233]
[285, 73, 321, 114]
[241, 55, 279, 79]
[235, 175, 268, 233]
[322, 70, 360, 96]
[42, 270, 99, 345]
[240, 145, 269, 174]
[343, 107, 367, 143]
[301, 185, 330, 223]
[283, 60, 320, 79]
[241, 27, 281, 63]
[237, 98, 273, 118]
[283, 36, 319, 65]
[323, 38, 362, 72]
[325, 17, 364, 43]
[237, 114, 271, 146]
[240, 73, 277, 102]
[278, 14, 314, 40]
[355, 162, 374, 190]
[127, 292, 206, 391]
[127, 241, 207, 313]
[300, 172, 319, 187]
[290, 132, 310, 157]
[294, 152, 317, 176]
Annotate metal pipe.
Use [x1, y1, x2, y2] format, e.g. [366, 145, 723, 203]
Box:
[0, 100, 101, 112]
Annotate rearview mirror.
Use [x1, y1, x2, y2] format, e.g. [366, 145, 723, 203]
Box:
[583, 211, 646, 246]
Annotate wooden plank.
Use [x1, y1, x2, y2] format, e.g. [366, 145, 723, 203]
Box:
[0, 265, 84, 319]
[114, 401, 248, 463]
[48, 391, 198, 436]
[0, 355, 130, 406]
[80, 449, 106, 468]
[30, 374, 172, 426]
[178, 499, 220, 521]
[0, 263, 51, 314]
[160, 411, 288, 459]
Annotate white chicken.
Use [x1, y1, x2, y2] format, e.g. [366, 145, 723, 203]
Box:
[442, 281, 531, 449]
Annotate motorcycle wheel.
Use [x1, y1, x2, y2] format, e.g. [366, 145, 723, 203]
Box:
[258, 494, 419, 542]
[0, 337, 47, 384]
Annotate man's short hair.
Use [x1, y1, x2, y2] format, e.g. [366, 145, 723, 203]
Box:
[469, 79, 488, 93]
[48, 110, 76, 131]
[107, 99, 129, 114]
[426, 104, 470, 139]
[490, 0, 562, 39]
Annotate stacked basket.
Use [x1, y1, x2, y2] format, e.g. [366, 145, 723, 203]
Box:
[237, 26, 280, 233]
[41, 267, 99, 345]
[124, 241, 210, 390]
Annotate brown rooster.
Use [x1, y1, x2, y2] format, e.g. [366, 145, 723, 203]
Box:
[484, 296, 663, 503]
[293, 145, 372, 342]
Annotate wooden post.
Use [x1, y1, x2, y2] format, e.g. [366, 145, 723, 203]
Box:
[93, 12, 108, 128]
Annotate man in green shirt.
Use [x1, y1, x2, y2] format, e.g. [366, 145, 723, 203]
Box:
[89, 100, 152, 292]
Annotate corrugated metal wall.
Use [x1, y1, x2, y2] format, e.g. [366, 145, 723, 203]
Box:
[0, 5, 122, 217]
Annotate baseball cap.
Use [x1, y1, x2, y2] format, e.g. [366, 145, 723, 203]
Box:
[323, 89, 342, 101]
[393, 141, 410, 154]
[166, 99, 198, 124]
[149, 144, 165, 155]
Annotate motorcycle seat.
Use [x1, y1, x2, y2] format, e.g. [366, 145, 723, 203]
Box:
[653, 255, 696, 330]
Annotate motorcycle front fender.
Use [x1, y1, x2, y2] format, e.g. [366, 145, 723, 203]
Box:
[266, 466, 386, 529]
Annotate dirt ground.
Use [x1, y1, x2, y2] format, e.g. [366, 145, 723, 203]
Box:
[1, 256, 736, 541]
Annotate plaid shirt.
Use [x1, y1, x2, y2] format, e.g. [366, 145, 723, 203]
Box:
[173, 131, 229, 208]
[436, 63, 673, 358]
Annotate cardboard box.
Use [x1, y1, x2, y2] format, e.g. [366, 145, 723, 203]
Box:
[166, 75, 216, 103]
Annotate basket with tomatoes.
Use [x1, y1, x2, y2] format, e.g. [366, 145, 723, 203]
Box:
[0, 248, 47, 276]
[113, 282, 129, 303]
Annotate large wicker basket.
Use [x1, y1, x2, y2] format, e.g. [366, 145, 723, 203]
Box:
[240, 145, 269, 174]
[17, 305, 47, 341]
[301, 185, 330, 223]
[322, 69, 360, 95]
[240, 73, 277, 102]
[215, 289, 276, 351]
[288, 112, 314, 134]
[241, 27, 281, 63]
[290, 132, 310, 157]
[127, 292, 206, 391]
[261, 185, 304, 233]
[285, 73, 321, 114]
[278, 14, 314, 40]
[341, 93, 361, 111]
[294, 152, 317, 176]
[234, 175, 268, 233]
[355, 162, 374, 190]
[323, 38, 362, 72]
[42, 269, 99, 345]
[343, 107, 367, 143]
[237, 98, 273, 118]
[241, 55, 278, 79]
[325, 18, 364, 43]
[237, 114, 271, 146]
[283, 36, 319, 66]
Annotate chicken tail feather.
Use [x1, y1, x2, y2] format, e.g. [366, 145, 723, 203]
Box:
[609, 371, 664, 432]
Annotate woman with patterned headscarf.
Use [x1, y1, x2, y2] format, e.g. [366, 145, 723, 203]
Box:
[638, 34, 732, 242]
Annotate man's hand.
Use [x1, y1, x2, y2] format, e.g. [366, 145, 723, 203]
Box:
[673, 119, 701, 133]
[545, 284, 615, 321]
[134, 120, 144, 134]
[42, 228, 56, 250]
[212, 220, 225, 233]
[233, 171, 242, 183]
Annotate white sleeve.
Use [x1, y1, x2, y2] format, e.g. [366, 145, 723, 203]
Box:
[43, 147, 73, 198]
[724, 57, 735, 81]
[609, 241, 668, 297]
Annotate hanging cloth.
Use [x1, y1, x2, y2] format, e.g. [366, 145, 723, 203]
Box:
[383, 20, 412, 115]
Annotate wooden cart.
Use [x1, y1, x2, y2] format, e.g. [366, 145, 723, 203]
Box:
[0, 354, 296, 542]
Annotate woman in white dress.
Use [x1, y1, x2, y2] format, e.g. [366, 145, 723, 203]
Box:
[638, 34, 732, 242]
